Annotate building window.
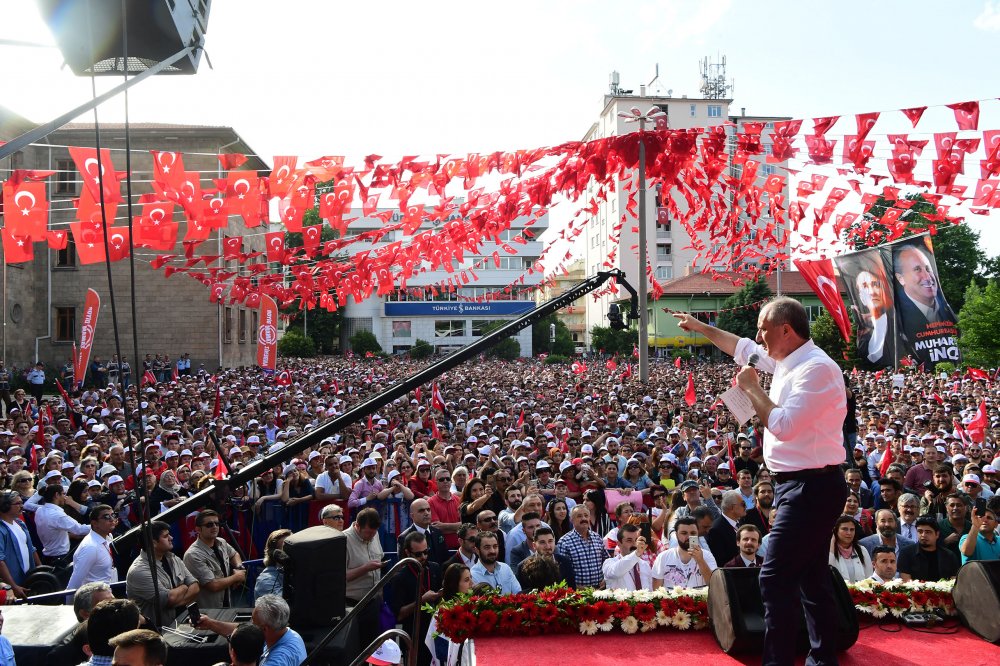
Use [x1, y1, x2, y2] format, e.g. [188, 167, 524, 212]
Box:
[224, 307, 234, 343]
[55, 159, 76, 195]
[656, 244, 671, 258]
[57, 237, 77, 268]
[762, 164, 777, 176]
[692, 312, 715, 326]
[655, 266, 673, 280]
[689, 104, 696, 117]
[434, 320, 465, 338]
[251, 311, 258, 341]
[238, 309, 248, 343]
[55, 307, 75, 342]
[470, 320, 494, 337]
[708, 105, 722, 118]
[392, 321, 412, 338]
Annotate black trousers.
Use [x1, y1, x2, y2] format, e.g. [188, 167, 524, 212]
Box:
[760, 469, 847, 666]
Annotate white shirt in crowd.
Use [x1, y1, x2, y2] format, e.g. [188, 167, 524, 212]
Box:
[602, 550, 653, 591]
[33, 502, 90, 557]
[66, 530, 119, 590]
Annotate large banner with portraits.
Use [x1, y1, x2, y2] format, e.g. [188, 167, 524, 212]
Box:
[834, 234, 960, 368]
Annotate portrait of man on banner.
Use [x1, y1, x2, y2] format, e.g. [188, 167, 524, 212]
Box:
[835, 250, 896, 368]
[887, 236, 960, 367]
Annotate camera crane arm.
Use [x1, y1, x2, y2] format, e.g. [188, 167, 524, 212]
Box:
[114, 269, 639, 550]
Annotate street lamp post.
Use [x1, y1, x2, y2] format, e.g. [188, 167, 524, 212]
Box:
[619, 106, 666, 383]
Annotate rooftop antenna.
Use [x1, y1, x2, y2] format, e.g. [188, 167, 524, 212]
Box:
[609, 70, 621, 95]
[699, 54, 733, 99]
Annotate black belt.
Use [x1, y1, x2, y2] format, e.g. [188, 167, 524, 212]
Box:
[771, 464, 841, 484]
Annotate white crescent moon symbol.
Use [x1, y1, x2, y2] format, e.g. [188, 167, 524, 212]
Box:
[14, 191, 35, 209]
[211, 198, 224, 212]
[816, 275, 839, 300]
[275, 166, 290, 182]
[149, 208, 164, 222]
[84, 158, 104, 177]
[324, 193, 336, 207]
[271, 238, 282, 249]
[235, 179, 250, 195]
[159, 152, 176, 167]
[182, 181, 196, 196]
[112, 233, 124, 245]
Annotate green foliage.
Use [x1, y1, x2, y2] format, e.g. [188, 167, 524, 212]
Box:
[716, 277, 773, 341]
[409, 339, 433, 359]
[848, 194, 986, 312]
[958, 280, 1000, 368]
[811, 309, 846, 366]
[349, 330, 383, 356]
[481, 321, 521, 360]
[277, 330, 316, 358]
[533, 315, 576, 356]
[589, 325, 635, 356]
[544, 354, 570, 364]
[670, 349, 692, 361]
[935, 362, 957, 374]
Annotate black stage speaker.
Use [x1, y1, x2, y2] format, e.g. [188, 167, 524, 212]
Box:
[36, 0, 211, 75]
[708, 566, 859, 655]
[282, 526, 347, 628]
[954, 560, 1000, 643]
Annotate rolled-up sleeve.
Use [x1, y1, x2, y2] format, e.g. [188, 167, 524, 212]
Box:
[734, 338, 776, 375]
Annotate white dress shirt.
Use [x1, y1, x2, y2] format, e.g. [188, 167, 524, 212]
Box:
[602, 550, 653, 591]
[866, 314, 887, 362]
[66, 530, 118, 590]
[33, 502, 90, 557]
[734, 338, 846, 472]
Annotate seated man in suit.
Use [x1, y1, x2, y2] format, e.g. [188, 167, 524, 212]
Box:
[516, 527, 574, 590]
[859, 509, 914, 560]
[723, 525, 764, 568]
[397, 498, 448, 568]
[706, 490, 745, 568]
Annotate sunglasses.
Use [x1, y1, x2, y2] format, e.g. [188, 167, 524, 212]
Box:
[479, 516, 497, 523]
[326, 515, 345, 521]
[410, 550, 429, 558]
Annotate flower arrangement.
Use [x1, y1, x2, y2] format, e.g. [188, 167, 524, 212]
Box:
[430, 579, 956, 642]
[848, 579, 956, 619]
[430, 585, 709, 642]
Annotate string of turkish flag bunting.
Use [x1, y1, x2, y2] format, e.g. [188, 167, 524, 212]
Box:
[1, 97, 999, 312]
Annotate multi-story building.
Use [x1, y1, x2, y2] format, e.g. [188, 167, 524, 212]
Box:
[0, 107, 269, 372]
[579, 81, 790, 352]
[534, 258, 586, 353]
[340, 208, 548, 356]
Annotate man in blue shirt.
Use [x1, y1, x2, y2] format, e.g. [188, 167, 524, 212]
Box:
[0, 490, 40, 598]
[470, 531, 520, 594]
[960, 506, 1000, 564]
[197, 594, 306, 666]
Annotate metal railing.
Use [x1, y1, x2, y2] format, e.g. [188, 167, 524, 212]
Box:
[349, 629, 413, 666]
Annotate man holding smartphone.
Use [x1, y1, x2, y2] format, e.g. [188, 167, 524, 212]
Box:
[959, 505, 1000, 564]
[651, 517, 714, 589]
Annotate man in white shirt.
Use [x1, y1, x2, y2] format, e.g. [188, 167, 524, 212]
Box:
[652, 517, 715, 589]
[33, 483, 90, 565]
[314, 454, 352, 501]
[869, 546, 898, 583]
[66, 503, 119, 591]
[602, 524, 652, 590]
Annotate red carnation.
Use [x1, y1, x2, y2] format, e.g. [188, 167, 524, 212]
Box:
[633, 602, 656, 622]
[477, 609, 499, 633]
[910, 590, 929, 607]
[613, 601, 633, 620]
[593, 600, 614, 623]
[499, 609, 521, 631]
[538, 604, 560, 623]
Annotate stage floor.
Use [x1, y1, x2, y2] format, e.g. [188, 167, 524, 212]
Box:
[476, 623, 1000, 666]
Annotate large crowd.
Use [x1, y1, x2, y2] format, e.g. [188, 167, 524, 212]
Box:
[0, 351, 998, 666]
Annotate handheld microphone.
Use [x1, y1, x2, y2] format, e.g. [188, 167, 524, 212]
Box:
[747, 353, 760, 369]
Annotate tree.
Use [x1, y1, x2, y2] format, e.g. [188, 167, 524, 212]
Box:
[277, 330, 316, 358]
[349, 330, 382, 356]
[846, 194, 986, 311]
[281, 207, 344, 354]
[716, 277, 773, 341]
[958, 280, 1000, 368]
[409, 339, 433, 359]
[533, 315, 575, 356]
[481, 322, 521, 360]
[589, 325, 635, 356]
[811, 310, 845, 364]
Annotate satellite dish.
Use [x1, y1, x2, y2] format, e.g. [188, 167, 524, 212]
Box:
[667, 89, 673, 97]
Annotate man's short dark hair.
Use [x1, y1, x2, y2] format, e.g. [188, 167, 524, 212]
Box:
[532, 526, 554, 542]
[402, 530, 426, 554]
[86, 599, 141, 657]
[934, 464, 953, 475]
[517, 555, 560, 591]
[457, 523, 477, 540]
[228, 623, 265, 665]
[872, 545, 895, 560]
[354, 507, 382, 529]
[915, 516, 940, 532]
[690, 506, 713, 522]
[618, 523, 640, 538]
[879, 479, 901, 492]
[521, 511, 540, 523]
[474, 531, 498, 550]
[108, 629, 167, 666]
[89, 504, 113, 524]
[41, 483, 64, 503]
[674, 516, 697, 530]
[195, 509, 219, 527]
[737, 524, 761, 540]
[149, 520, 171, 541]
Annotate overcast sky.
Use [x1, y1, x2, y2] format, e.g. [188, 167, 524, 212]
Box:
[3, 0, 1000, 257]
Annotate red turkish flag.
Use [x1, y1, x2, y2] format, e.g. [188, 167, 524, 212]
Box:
[200, 195, 229, 230]
[900, 106, 927, 128]
[134, 201, 178, 250]
[2, 180, 48, 238]
[106, 227, 130, 262]
[302, 225, 322, 254]
[269, 156, 298, 199]
[223, 236, 242, 260]
[684, 371, 696, 407]
[151, 151, 186, 191]
[218, 153, 248, 170]
[946, 101, 980, 131]
[674, 356, 682, 369]
[605, 358, 617, 371]
[967, 367, 990, 383]
[68, 146, 122, 205]
[2, 228, 33, 263]
[966, 400, 988, 444]
[46, 229, 68, 250]
[794, 258, 851, 342]
[972, 180, 999, 207]
[432, 383, 447, 413]
[69, 221, 107, 264]
[265, 232, 285, 263]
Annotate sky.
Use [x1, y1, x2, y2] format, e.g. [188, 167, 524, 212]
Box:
[3, 0, 1000, 257]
